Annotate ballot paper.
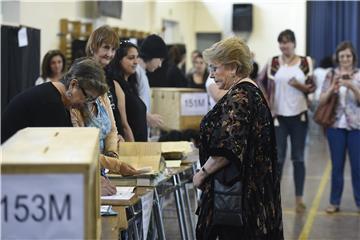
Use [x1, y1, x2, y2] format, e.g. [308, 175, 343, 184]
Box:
[101, 187, 135, 200]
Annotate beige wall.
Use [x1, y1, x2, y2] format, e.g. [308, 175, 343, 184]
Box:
[1, 0, 307, 71]
[194, 0, 307, 69]
[20, 1, 83, 60]
[100, 1, 152, 32]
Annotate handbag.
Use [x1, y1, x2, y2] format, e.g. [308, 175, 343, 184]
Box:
[313, 70, 338, 128]
[213, 167, 243, 226]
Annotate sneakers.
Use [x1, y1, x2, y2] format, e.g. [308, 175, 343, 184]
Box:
[295, 202, 306, 213]
[325, 205, 340, 214]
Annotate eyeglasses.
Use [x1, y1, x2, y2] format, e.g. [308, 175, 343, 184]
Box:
[78, 85, 97, 103]
[208, 64, 222, 73]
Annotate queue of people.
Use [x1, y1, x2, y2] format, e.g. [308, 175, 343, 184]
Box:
[2, 24, 359, 239]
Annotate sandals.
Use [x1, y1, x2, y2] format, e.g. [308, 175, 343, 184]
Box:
[325, 205, 340, 214]
[295, 202, 306, 213]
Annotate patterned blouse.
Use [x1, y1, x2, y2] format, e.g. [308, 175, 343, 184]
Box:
[196, 81, 283, 239]
[70, 94, 119, 155]
[321, 68, 360, 130]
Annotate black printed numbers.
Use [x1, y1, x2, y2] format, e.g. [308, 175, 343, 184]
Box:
[185, 98, 206, 108]
[1, 194, 71, 222]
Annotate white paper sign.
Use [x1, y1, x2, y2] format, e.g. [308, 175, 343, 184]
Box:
[18, 27, 28, 47]
[1, 174, 84, 239]
[141, 191, 154, 239]
[180, 93, 209, 116]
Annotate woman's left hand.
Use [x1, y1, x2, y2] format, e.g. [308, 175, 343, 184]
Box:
[193, 171, 207, 190]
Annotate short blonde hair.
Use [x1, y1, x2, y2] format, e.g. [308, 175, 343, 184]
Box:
[85, 25, 119, 56]
[203, 37, 252, 77]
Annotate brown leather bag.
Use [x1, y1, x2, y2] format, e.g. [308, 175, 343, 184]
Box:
[313, 70, 338, 128]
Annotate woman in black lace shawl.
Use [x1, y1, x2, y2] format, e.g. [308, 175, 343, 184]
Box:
[193, 37, 283, 240]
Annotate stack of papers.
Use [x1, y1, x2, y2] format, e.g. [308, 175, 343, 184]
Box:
[161, 142, 193, 167]
[165, 160, 182, 168]
[101, 187, 135, 200]
[161, 141, 193, 154]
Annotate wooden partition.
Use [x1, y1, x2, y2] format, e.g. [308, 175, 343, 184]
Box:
[59, 18, 93, 67]
[151, 88, 209, 131]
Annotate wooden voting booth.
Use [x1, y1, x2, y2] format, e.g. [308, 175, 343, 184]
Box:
[151, 88, 208, 130]
[1, 128, 101, 239]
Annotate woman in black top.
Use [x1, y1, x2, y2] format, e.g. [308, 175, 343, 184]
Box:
[2, 58, 108, 143]
[186, 52, 209, 89]
[106, 41, 148, 141]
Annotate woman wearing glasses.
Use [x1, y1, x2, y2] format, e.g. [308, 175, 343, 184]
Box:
[2, 58, 106, 144]
[320, 41, 360, 213]
[192, 37, 283, 239]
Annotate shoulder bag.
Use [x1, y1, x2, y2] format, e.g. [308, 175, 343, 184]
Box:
[313, 70, 338, 128]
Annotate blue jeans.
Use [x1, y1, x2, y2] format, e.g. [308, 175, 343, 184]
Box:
[326, 128, 360, 207]
[275, 112, 308, 197]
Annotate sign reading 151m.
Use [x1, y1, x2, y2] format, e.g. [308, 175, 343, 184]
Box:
[180, 93, 209, 116]
[1, 174, 84, 239]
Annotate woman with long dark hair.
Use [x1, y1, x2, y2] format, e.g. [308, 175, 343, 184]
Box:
[106, 41, 148, 142]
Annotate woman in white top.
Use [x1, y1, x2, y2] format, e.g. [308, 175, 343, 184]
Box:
[35, 50, 66, 85]
[267, 29, 315, 213]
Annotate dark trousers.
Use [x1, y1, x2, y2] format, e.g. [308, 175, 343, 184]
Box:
[275, 112, 308, 197]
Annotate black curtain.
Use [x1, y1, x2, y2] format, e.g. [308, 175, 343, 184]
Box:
[1, 25, 40, 113]
[306, 1, 360, 67]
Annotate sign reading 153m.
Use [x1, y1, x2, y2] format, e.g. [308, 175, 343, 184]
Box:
[1, 194, 71, 222]
[180, 93, 209, 116]
[1, 174, 84, 239]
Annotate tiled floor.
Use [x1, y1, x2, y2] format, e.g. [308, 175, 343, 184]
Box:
[162, 124, 360, 239]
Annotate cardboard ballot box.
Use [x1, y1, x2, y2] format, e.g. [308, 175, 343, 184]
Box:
[1, 127, 101, 240]
[151, 88, 209, 130]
